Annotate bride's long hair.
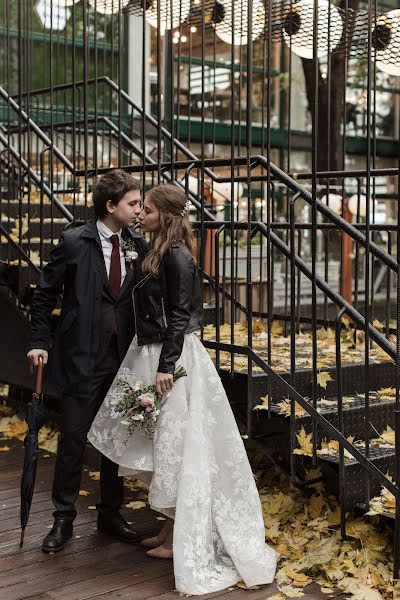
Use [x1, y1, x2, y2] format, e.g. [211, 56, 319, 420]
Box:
[141, 184, 195, 277]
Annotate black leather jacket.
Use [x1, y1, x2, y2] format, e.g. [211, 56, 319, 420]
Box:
[133, 241, 203, 374]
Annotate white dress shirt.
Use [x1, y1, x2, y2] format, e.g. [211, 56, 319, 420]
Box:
[96, 219, 127, 286]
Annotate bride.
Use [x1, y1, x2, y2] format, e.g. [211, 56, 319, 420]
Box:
[88, 183, 278, 595]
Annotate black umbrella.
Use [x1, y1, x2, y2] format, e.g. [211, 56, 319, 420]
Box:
[20, 357, 47, 547]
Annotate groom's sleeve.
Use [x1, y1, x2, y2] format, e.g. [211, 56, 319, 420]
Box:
[157, 248, 194, 374]
[30, 233, 67, 351]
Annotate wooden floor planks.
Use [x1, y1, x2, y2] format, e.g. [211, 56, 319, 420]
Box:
[0, 439, 340, 600]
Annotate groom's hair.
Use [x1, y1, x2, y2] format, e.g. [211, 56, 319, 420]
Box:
[92, 169, 142, 218]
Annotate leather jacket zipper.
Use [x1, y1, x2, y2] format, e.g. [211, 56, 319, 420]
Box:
[132, 274, 151, 336]
[161, 297, 168, 328]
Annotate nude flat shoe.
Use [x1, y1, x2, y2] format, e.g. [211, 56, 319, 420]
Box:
[146, 545, 173, 559]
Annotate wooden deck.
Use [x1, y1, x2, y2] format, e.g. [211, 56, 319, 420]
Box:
[0, 438, 343, 600]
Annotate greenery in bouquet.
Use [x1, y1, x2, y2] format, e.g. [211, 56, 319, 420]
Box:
[112, 366, 187, 439]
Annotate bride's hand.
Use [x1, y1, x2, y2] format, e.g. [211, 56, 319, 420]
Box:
[156, 372, 173, 397]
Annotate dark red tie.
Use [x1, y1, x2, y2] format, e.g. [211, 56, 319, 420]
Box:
[109, 234, 121, 298]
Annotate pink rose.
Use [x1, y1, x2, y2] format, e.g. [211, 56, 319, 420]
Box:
[138, 394, 154, 408]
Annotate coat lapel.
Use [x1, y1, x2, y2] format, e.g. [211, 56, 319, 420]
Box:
[82, 220, 114, 299]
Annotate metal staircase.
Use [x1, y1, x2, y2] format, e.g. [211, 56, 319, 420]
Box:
[1, 80, 400, 573]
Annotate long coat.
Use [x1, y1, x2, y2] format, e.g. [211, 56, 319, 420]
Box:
[30, 219, 148, 399]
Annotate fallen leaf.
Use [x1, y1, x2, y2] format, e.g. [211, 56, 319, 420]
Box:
[308, 494, 324, 519]
[271, 321, 283, 336]
[79, 490, 90, 496]
[317, 372, 333, 389]
[0, 446, 10, 452]
[125, 501, 147, 510]
[293, 427, 313, 457]
[89, 471, 100, 481]
[373, 319, 384, 332]
[254, 395, 270, 411]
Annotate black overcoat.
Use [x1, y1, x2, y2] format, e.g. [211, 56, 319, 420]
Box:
[30, 219, 148, 399]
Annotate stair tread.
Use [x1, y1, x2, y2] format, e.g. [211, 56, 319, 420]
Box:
[317, 443, 394, 465]
[287, 391, 396, 416]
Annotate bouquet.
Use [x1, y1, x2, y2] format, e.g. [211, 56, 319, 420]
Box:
[111, 366, 187, 439]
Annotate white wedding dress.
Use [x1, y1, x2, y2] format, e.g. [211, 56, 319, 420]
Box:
[88, 333, 278, 595]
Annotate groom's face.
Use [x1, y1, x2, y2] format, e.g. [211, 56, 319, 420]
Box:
[107, 189, 142, 228]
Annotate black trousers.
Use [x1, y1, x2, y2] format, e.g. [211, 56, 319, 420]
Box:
[52, 337, 124, 521]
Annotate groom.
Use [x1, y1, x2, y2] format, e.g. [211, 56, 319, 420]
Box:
[27, 169, 148, 553]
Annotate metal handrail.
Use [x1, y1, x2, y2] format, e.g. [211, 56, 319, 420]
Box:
[12, 78, 396, 272]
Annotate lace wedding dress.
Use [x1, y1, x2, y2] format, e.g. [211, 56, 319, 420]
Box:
[88, 333, 278, 595]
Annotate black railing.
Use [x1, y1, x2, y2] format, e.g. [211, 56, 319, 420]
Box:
[1, 0, 399, 582]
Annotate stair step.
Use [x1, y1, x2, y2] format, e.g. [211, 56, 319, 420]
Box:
[0, 200, 90, 220]
[278, 392, 396, 441]
[219, 360, 397, 407]
[0, 221, 67, 239]
[318, 445, 394, 510]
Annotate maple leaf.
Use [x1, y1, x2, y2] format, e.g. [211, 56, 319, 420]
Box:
[271, 321, 283, 336]
[317, 371, 333, 389]
[10, 213, 29, 242]
[276, 398, 305, 418]
[293, 427, 313, 456]
[307, 494, 324, 519]
[379, 426, 395, 446]
[253, 395, 270, 411]
[284, 565, 310, 586]
[373, 319, 384, 332]
[378, 387, 396, 398]
[125, 501, 147, 510]
[252, 319, 265, 334]
[298, 535, 340, 570]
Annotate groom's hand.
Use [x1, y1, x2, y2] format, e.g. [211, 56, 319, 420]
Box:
[156, 372, 173, 397]
[27, 349, 49, 369]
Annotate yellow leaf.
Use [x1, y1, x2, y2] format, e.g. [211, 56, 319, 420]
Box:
[235, 581, 247, 589]
[252, 319, 265, 334]
[254, 395, 270, 411]
[267, 594, 285, 600]
[6, 419, 28, 440]
[379, 426, 395, 446]
[0, 446, 10, 452]
[293, 426, 313, 457]
[308, 494, 324, 519]
[378, 387, 396, 397]
[10, 214, 29, 240]
[79, 490, 90, 496]
[124, 477, 149, 493]
[373, 319, 384, 332]
[284, 565, 310, 585]
[317, 371, 333, 389]
[271, 321, 283, 336]
[89, 471, 100, 481]
[276, 398, 305, 418]
[125, 501, 147, 510]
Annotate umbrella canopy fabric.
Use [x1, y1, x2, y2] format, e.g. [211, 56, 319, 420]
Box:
[20, 358, 47, 547]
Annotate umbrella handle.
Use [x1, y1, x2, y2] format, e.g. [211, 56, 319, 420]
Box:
[34, 356, 44, 397]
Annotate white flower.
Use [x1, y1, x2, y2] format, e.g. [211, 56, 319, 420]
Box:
[131, 414, 145, 421]
[125, 250, 138, 263]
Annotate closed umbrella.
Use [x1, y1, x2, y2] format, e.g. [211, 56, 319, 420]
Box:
[20, 357, 48, 547]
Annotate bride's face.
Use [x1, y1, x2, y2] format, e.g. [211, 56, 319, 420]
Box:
[138, 197, 161, 233]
